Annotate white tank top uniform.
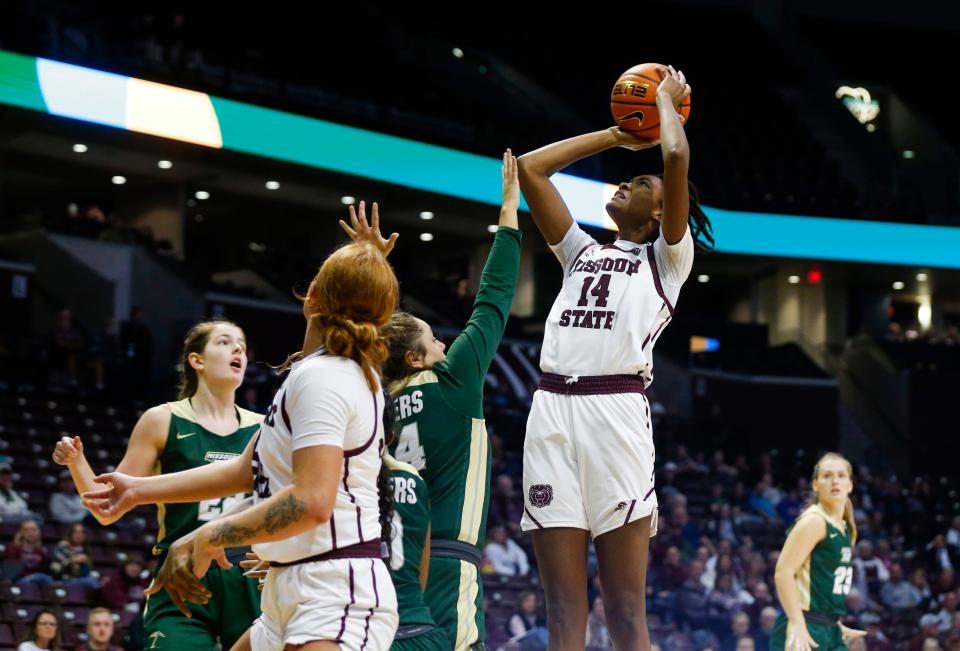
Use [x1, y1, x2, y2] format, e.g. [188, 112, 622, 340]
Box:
[250, 350, 398, 651]
[521, 222, 694, 538]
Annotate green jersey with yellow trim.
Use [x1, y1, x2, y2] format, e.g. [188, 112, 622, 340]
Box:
[387, 227, 521, 549]
[153, 399, 260, 555]
[791, 504, 854, 617]
[386, 455, 435, 628]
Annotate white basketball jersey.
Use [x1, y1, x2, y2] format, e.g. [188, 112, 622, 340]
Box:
[251, 349, 384, 563]
[539, 223, 694, 384]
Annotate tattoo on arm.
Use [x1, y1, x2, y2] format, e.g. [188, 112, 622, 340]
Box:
[208, 493, 308, 546]
[264, 494, 307, 534]
[209, 523, 259, 547]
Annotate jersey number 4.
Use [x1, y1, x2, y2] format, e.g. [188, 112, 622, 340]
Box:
[394, 423, 426, 470]
[832, 566, 853, 595]
[578, 274, 612, 307]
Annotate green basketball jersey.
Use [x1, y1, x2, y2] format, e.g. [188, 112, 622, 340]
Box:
[792, 505, 854, 617]
[152, 399, 261, 555]
[387, 227, 521, 549]
[386, 455, 435, 628]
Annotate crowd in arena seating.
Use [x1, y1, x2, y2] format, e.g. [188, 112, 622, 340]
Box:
[2, 377, 960, 650]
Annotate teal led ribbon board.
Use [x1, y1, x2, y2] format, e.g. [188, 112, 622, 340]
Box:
[2, 49, 958, 268]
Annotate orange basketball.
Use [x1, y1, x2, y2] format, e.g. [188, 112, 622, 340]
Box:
[610, 62, 691, 139]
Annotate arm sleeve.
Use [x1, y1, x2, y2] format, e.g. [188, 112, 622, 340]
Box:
[439, 227, 522, 417]
[653, 224, 694, 287]
[549, 222, 597, 275]
[286, 364, 355, 451]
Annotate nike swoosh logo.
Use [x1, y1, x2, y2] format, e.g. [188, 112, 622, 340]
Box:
[830, 533, 839, 538]
[618, 111, 646, 125]
[176, 433, 195, 439]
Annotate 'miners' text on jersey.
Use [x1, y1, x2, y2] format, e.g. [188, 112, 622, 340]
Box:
[154, 399, 260, 556]
[252, 350, 384, 564]
[540, 223, 694, 383]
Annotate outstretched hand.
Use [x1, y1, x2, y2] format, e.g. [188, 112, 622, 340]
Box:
[338, 200, 398, 257]
[81, 472, 141, 520]
[52, 435, 83, 465]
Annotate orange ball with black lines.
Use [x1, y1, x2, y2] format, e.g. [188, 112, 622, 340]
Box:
[610, 63, 691, 139]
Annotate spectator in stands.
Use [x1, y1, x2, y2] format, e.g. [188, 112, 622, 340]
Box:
[934, 568, 957, 598]
[657, 545, 688, 591]
[880, 562, 922, 610]
[733, 636, 754, 651]
[50, 523, 98, 588]
[50, 308, 83, 388]
[944, 627, 960, 651]
[704, 552, 741, 590]
[746, 581, 776, 625]
[708, 503, 741, 546]
[861, 613, 892, 651]
[677, 559, 710, 630]
[75, 608, 121, 651]
[910, 614, 942, 651]
[100, 556, 150, 611]
[922, 638, 942, 651]
[747, 479, 778, 522]
[937, 592, 960, 633]
[0, 463, 44, 524]
[508, 591, 546, 640]
[912, 568, 935, 611]
[17, 609, 61, 651]
[752, 606, 777, 650]
[928, 535, 960, 574]
[4, 519, 53, 585]
[719, 612, 751, 651]
[584, 596, 612, 651]
[483, 525, 529, 577]
[853, 540, 890, 597]
[487, 474, 524, 536]
[776, 488, 803, 523]
[49, 470, 90, 525]
[947, 516, 960, 551]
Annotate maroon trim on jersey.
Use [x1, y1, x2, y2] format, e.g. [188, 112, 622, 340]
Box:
[624, 499, 637, 526]
[330, 512, 338, 550]
[335, 560, 356, 642]
[344, 392, 379, 458]
[566, 243, 596, 275]
[602, 242, 641, 254]
[524, 507, 544, 529]
[648, 314, 672, 347]
[643, 487, 655, 501]
[342, 460, 365, 543]
[273, 540, 382, 567]
[371, 559, 381, 607]
[359, 605, 373, 650]
[538, 372, 646, 396]
[280, 392, 291, 434]
[645, 244, 674, 317]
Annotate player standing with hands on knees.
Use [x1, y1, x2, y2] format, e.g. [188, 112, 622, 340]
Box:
[517, 65, 713, 651]
[771, 453, 866, 651]
[82, 234, 401, 651]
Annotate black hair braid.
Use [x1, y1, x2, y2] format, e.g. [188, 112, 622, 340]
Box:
[378, 388, 397, 564]
[687, 180, 715, 253]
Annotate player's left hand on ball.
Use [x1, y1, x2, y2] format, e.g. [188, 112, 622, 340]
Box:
[339, 200, 399, 256]
[655, 64, 691, 107]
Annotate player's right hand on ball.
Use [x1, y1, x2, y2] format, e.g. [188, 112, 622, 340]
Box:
[608, 126, 660, 151]
[52, 436, 83, 466]
[81, 472, 142, 519]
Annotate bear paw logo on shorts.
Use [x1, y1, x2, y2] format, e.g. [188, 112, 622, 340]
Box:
[529, 484, 553, 508]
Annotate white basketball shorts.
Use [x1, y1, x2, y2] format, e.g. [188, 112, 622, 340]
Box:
[520, 387, 659, 538]
[250, 557, 398, 651]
